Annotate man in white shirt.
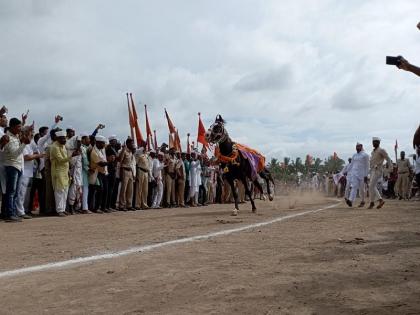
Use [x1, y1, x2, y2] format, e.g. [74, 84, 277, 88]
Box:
[345, 143, 370, 207]
[151, 152, 165, 208]
[15, 142, 43, 219]
[3, 118, 31, 222]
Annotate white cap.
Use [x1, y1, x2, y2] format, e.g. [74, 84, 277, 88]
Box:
[158, 152, 164, 156]
[55, 130, 66, 137]
[66, 126, 75, 131]
[137, 147, 144, 154]
[372, 137, 381, 141]
[95, 135, 107, 142]
[80, 132, 89, 138]
[108, 135, 117, 141]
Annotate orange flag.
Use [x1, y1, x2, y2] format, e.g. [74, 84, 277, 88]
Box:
[164, 109, 176, 134]
[169, 133, 175, 149]
[187, 133, 191, 154]
[197, 112, 208, 148]
[333, 152, 338, 160]
[175, 129, 182, 152]
[145, 104, 153, 151]
[126, 93, 135, 140]
[129, 93, 144, 146]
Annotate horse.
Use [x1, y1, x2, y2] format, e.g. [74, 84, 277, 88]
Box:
[206, 115, 275, 216]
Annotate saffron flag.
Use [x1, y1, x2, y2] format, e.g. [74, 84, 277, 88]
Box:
[175, 129, 182, 152]
[197, 112, 208, 148]
[145, 104, 153, 151]
[165, 109, 176, 134]
[169, 133, 175, 150]
[333, 152, 338, 160]
[129, 93, 145, 146]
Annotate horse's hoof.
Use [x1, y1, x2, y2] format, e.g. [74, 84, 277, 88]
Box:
[231, 209, 239, 216]
[269, 194, 274, 201]
[252, 208, 257, 213]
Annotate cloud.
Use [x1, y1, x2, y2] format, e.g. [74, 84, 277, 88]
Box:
[233, 65, 292, 92]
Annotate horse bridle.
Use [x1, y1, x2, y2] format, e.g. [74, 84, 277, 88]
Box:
[209, 121, 229, 144]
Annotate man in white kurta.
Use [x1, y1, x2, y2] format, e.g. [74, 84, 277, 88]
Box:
[189, 152, 202, 206]
[342, 158, 353, 201]
[345, 143, 369, 207]
[67, 136, 83, 213]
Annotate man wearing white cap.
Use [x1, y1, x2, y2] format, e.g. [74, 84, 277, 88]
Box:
[345, 143, 369, 207]
[80, 133, 91, 213]
[67, 136, 83, 214]
[50, 131, 79, 217]
[90, 135, 110, 213]
[369, 137, 393, 209]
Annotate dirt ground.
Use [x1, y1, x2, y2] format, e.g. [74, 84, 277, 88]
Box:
[0, 193, 420, 315]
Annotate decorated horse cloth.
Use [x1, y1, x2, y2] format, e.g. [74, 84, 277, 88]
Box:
[215, 143, 266, 180]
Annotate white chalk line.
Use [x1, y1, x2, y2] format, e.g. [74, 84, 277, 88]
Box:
[0, 202, 341, 279]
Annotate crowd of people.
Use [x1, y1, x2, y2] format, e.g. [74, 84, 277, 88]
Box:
[0, 107, 263, 223]
[304, 139, 420, 207]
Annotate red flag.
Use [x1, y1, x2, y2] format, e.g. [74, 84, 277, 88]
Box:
[153, 130, 158, 151]
[165, 109, 176, 134]
[126, 93, 135, 140]
[187, 133, 191, 154]
[145, 104, 153, 151]
[197, 112, 208, 148]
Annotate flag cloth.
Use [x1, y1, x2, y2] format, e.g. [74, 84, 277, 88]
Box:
[145, 104, 153, 151]
[169, 133, 175, 149]
[129, 93, 144, 146]
[175, 129, 182, 152]
[333, 152, 338, 160]
[126, 93, 135, 140]
[197, 113, 208, 148]
[165, 109, 176, 134]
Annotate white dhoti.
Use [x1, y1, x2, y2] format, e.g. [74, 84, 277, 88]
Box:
[54, 187, 69, 213]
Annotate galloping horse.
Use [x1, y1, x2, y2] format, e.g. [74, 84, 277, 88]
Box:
[206, 115, 274, 216]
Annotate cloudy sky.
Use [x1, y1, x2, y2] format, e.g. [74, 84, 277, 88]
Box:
[1, 0, 419, 161]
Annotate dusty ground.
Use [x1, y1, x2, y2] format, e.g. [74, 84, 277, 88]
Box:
[0, 194, 419, 315]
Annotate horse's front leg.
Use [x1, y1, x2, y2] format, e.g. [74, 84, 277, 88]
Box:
[227, 176, 239, 216]
[242, 177, 256, 213]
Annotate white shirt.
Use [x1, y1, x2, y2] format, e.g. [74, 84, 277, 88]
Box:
[152, 158, 164, 180]
[22, 145, 34, 178]
[3, 131, 26, 171]
[347, 151, 370, 179]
